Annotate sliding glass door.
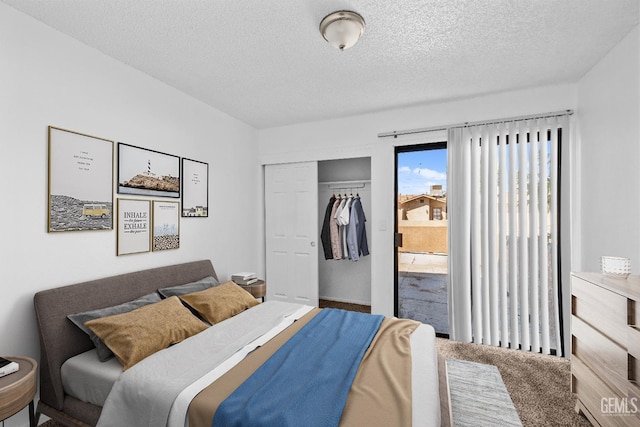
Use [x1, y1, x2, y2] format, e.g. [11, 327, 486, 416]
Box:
[395, 143, 448, 336]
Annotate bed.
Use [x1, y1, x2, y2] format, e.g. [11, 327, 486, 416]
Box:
[33, 260, 445, 427]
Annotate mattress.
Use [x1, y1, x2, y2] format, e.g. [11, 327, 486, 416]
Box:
[61, 348, 122, 406]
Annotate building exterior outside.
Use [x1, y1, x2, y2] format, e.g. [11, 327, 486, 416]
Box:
[397, 193, 447, 254]
[397, 189, 449, 334]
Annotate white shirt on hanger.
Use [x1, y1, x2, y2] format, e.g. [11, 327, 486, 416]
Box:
[339, 197, 353, 258]
[338, 197, 352, 226]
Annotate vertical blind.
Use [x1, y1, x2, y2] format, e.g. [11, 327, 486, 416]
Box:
[447, 115, 566, 355]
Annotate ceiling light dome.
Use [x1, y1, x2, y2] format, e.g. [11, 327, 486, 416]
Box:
[319, 10, 365, 51]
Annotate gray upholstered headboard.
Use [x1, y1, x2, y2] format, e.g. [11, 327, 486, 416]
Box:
[33, 259, 217, 426]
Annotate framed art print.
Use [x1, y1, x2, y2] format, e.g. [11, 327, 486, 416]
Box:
[181, 158, 208, 217]
[117, 199, 151, 255]
[152, 200, 180, 251]
[48, 126, 114, 232]
[117, 143, 180, 198]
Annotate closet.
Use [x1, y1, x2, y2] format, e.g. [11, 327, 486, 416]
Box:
[264, 158, 372, 307]
[318, 158, 372, 306]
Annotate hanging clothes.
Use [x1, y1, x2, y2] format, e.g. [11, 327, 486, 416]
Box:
[330, 196, 343, 259]
[338, 196, 353, 259]
[346, 197, 360, 261]
[320, 195, 336, 260]
[346, 196, 369, 261]
[321, 190, 369, 262]
[334, 196, 347, 260]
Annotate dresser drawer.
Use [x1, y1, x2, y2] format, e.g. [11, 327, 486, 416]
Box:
[571, 273, 640, 426]
[573, 356, 634, 427]
[572, 315, 628, 396]
[628, 327, 640, 403]
[572, 275, 628, 346]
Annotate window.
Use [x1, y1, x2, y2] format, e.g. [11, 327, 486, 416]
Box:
[433, 207, 442, 220]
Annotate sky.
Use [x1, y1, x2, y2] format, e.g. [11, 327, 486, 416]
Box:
[397, 148, 447, 195]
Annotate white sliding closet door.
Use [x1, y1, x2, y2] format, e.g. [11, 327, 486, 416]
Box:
[265, 162, 319, 305]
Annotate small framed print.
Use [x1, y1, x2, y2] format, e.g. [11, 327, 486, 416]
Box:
[181, 158, 209, 217]
[118, 143, 180, 198]
[152, 200, 180, 251]
[48, 126, 114, 232]
[117, 199, 151, 256]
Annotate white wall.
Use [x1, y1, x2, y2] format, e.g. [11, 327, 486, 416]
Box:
[0, 4, 261, 406]
[259, 83, 578, 319]
[577, 25, 640, 274]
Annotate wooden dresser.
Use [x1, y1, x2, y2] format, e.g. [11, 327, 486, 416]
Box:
[571, 272, 640, 426]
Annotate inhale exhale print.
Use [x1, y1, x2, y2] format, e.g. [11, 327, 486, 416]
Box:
[117, 198, 151, 255]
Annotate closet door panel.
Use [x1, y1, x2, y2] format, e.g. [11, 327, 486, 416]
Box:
[265, 162, 318, 305]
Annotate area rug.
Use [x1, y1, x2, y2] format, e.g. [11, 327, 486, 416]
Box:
[446, 358, 522, 426]
[437, 337, 591, 427]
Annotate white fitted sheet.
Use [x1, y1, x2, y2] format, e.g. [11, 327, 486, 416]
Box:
[61, 348, 122, 406]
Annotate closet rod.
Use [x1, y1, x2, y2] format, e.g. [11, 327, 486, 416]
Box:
[377, 109, 573, 139]
[319, 180, 370, 189]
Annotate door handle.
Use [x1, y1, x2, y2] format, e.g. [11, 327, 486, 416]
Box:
[394, 233, 403, 248]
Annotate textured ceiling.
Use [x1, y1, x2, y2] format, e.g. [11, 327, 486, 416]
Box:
[2, 0, 638, 129]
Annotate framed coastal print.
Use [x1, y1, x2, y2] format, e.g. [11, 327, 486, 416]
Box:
[117, 199, 151, 255]
[117, 143, 180, 198]
[181, 158, 208, 217]
[48, 126, 114, 232]
[152, 201, 180, 251]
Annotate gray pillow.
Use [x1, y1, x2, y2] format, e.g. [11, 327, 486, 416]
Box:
[68, 292, 162, 362]
[157, 276, 219, 298]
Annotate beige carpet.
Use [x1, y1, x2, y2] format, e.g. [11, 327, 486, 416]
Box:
[437, 338, 590, 427]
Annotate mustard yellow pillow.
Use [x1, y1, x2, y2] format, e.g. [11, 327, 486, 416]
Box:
[179, 280, 259, 325]
[85, 296, 207, 370]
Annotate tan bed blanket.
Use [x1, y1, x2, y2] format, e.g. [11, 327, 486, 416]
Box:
[189, 308, 419, 427]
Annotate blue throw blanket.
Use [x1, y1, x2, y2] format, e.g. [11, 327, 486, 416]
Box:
[212, 308, 384, 427]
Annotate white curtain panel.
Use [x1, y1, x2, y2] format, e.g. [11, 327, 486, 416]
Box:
[447, 115, 566, 355]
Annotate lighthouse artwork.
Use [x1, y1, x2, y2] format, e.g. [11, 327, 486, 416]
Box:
[117, 143, 180, 198]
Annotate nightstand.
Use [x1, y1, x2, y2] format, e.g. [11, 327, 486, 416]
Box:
[0, 356, 37, 427]
[240, 280, 266, 301]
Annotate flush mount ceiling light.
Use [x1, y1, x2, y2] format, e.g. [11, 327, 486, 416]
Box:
[319, 10, 365, 51]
